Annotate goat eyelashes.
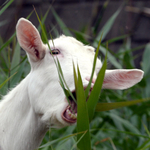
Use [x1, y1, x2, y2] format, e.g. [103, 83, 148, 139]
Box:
[50, 49, 60, 55]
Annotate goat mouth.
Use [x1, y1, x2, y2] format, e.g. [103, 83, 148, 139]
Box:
[62, 91, 77, 123]
[62, 88, 92, 123]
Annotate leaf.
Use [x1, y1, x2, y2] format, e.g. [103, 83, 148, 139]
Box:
[11, 56, 27, 71]
[142, 122, 150, 138]
[37, 7, 50, 32]
[0, 32, 16, 53]
[10, 42, 20, 75]
[93, 6, 122, 42]
[51, 8, 72, 36]
[73, 62, 78, 93]
[92, 6, 123, 69]
[136, 140, 150, 150]
[123, 51, 134, 69]
[142, 43, 150, 76]
[106, 113, 141, 134]
[34, 8, 49, 44]
[123, 38, 135, 68]
[10, 60, 26, 87]
[57, 58, 76, 103]
[0, 72, 17, 89]
[97, 128, 150, 139]
[77, 66, 91, 150]
[87, 51, 107, 122]
[70, 130, 87, 150]
[85, 34, 103, 99]
[0, 0, 14, 16]
[39, 131, 85, 149]
[105, 34, 129, 45]
[95, 98, 150, 112]
[138, 142, 150, 150]
[100, 45, 122, 69]
[0, 67, 7, 79]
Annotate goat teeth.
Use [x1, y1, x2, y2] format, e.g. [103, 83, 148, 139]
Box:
[67, 109, 71, 115]
[71, 113, 77, 119]
[66, 109, 77, 119]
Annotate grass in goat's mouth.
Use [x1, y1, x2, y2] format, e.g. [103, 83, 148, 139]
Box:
[62, 88, 92, 123]
[62, 91, 77, 123]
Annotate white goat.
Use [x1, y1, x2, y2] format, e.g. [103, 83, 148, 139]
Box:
[0, 18, 144, 150]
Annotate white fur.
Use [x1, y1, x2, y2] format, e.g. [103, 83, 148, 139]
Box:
[0, 18, 144, 150]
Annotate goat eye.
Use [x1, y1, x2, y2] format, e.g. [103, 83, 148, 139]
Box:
[51, 49, 60, 55]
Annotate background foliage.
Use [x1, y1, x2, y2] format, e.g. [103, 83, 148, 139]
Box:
[1, 1, 150, 150]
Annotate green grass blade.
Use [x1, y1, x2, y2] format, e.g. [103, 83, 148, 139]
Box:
[26, 10, 34, 20]
[140, 144, 150, 150]
[142, 43, 150, 76]
[94, 128, 150, 139]
[0, 32, 16, 53]
[10, 42, 20, 74]
[0, 0, 14, 16]
[85, 34, 103, 99]
[73, 62, 78, 94]
[39, 131, 85, 149]
[51, 8, 72, 36]
[95, 98, 150, 112]
[37, 7, 50, 32]
[70, 130, 87, 150]
[77, 66, 91, 150]
[57, 61, 76, 114]
[0, 67, 7, 78]
[136, 140, 150, 150]
[0, 11, 33, 53]
[93, 6, 121, 42]
[0, 72, 17, 89]
[142, 122, 150, 137]
[68, 28, 91, 42]
[93, 40, 122, 69]
[58, 76, 71, 108]
[34, 7, 49, 44]
[11, 56, 27, 71]
[100, 45, 122, 69]
[56, 58, 76, 103]
[106, 113, 141, 134]
[92, 0, 109, 34]
[10, 61, 26, 87]
[87, 52, 107, 122]
[103, 34, 129, 45]
[56, 60, 71, 103]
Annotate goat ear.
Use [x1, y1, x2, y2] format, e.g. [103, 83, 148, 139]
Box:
[16, 18, 45, 61]
[102, 69, 144, 90]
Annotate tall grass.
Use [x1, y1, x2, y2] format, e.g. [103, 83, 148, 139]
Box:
[1, 1, 150, 150]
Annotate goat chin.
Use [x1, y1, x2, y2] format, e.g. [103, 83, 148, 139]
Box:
[0, 18, 144, 150]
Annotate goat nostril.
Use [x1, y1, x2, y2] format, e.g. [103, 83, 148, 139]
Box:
[85, 77, 96, 84]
